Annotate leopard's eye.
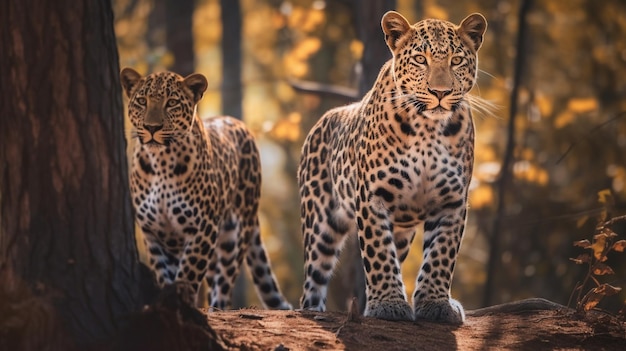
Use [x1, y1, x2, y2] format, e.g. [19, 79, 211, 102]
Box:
[166, 99, 179, 107]
[414, 55, 427, 64]
[136, 97, 147, 106]
[451, 56, 463, 65]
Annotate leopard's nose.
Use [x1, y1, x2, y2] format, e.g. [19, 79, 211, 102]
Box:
[428, 88, 452, 100]
[144, 124, 163, 135]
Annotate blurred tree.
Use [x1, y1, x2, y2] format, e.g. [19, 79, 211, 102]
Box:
[220, 0, 247, 307]
[353, 0, 395, 94]
[0, 0, 152, 346]
[166, 0, 195, 76]
[140, 0, 195, 74]
[221, 0, 243, 119]
[147, 0, 165, 71]
[483, 0, 533, 307]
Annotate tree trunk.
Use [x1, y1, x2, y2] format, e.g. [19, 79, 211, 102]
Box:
[0, 0, 149, 346]
[166, 0, 195, 76]
[220, 0, 243, 119]
[147, 0, 165, 72]
[483, 0, 533, 307]
[218, 0, 247, 307]
[354, 0, 395, 95]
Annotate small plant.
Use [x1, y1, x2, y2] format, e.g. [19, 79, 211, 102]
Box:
[569, 190, 626, 313]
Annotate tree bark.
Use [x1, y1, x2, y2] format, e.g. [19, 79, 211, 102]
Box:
[354, 0, 395, 95]
[220, 0, 243, 119]
[0, 0, 148, 345]
[166, 0, 195, 76]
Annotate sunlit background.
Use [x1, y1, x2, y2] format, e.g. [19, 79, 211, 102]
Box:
[113, 0, 626, 311]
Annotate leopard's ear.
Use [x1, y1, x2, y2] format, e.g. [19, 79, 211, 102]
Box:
[382, 11, 411, 51]
[458, 13, 487, 52]
[120, 67, 142, 98]
[183, 73, 208, 104]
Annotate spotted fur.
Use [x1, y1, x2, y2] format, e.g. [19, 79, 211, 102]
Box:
[298, 12, 487, 323]
[120, 68, 291, 310]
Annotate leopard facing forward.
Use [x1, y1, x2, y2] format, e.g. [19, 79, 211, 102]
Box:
[298, 12, 487, 323]
[120, 68, 291, 310]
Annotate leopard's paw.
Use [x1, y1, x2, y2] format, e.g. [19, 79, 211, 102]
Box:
[414, 298, 465, 324]
[364, 299, 414, 321]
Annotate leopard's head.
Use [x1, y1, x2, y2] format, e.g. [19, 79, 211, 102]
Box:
[120, 68, 207, 146]
[382, 11, 487, 120]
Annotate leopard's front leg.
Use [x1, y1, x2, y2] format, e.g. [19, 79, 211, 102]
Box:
[412, 205, 467, 324]
[357, 186, 413, 321]
[174, 218, 219, 307]
[143, 233, 179, 286]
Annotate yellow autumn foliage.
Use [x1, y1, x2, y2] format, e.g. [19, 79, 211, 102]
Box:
[270, 113, 302, 142]
[284, 37, 322, 78]
[193, 0, 221, 52]
[287, 7, 325, 32]
[424, 0, 449, 20]
[534, 93, 553, 117]
[470, 184, 494, 209]
[554, 111, 575, 129]
[567, 97, 599, 113]
[350, 40, 364, 61]
[607, 165, 626, 194]
[513, 161, 549, 186]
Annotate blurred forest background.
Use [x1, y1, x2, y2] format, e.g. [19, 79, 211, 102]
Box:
[113, 0, 626, 312]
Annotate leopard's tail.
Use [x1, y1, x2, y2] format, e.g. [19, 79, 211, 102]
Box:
[246, 226, 293, 310]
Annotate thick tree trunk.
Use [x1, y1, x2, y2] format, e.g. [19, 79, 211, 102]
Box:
[218, 0, 247, 308]
[354, 0, 395, 95]
[0, 0, 147, 346]
[220, 0, 243, 119]
[166, 0, 195, 76]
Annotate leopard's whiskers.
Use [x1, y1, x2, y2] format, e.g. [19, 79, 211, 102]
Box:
[466, 94, 500, 119]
